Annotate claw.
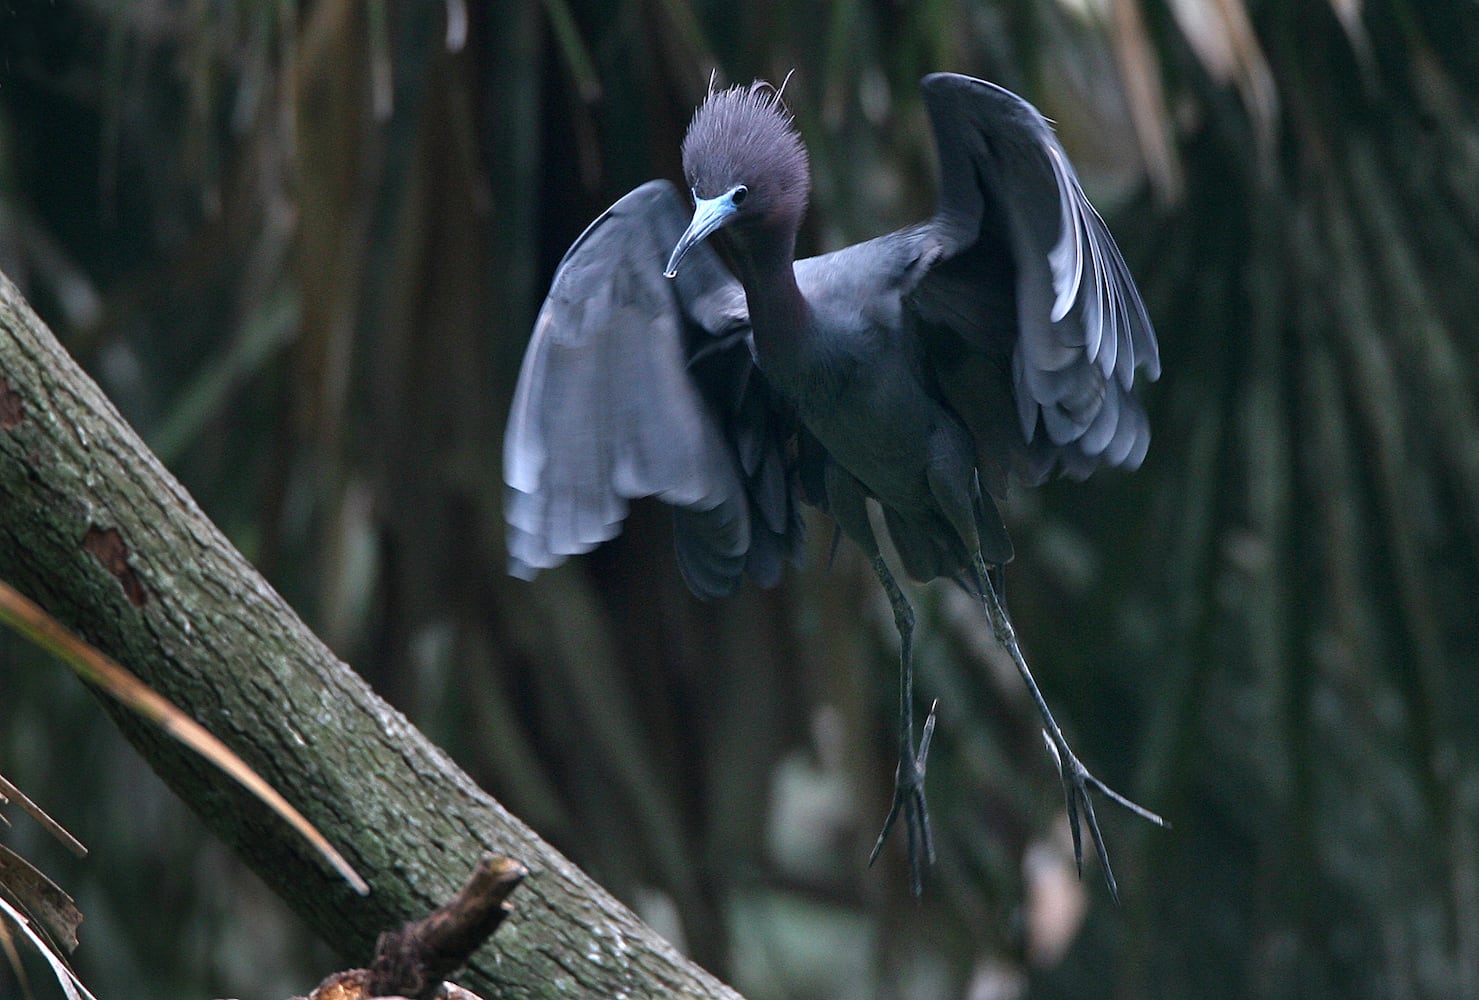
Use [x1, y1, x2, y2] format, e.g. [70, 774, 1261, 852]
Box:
[864, 553, 940, 896]
[1041, 726, 1168, 905]
[867, 799, 899, 868]
[973, 554, 1168, 902]
[870, 699, 939, 897]
[919, 698, 938, 761]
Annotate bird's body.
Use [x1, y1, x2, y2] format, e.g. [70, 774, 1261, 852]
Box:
[506, 73, 1165, 896]
[786, 243, 935, 475]
[778, 234, 1012, 579]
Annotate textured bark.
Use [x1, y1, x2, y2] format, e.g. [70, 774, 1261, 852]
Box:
[0, 269, 743, 999]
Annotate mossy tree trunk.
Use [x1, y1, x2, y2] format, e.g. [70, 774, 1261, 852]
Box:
[0, 270, 743, 1000]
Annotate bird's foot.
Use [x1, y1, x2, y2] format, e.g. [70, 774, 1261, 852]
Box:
[1041, 730, 1168, 905]
[869, 700, 938, 897]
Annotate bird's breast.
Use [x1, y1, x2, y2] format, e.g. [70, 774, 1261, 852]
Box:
[759, 333, 945, 512]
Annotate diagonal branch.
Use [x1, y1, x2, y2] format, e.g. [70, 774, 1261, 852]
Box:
[0, 269, 744, 999]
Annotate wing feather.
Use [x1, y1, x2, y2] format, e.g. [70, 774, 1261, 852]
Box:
[911, 73, 1160, 485]
[504, 180, 802, 596]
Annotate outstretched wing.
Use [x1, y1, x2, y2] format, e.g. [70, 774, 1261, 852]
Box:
[908, 73, 1161, 487]
[504, 180, 802, 598]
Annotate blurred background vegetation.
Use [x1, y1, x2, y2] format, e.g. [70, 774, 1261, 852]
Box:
[2, 0, 1478, 997]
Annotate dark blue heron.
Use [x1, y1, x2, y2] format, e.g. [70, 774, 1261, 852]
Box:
[505, 73, 1164, 899]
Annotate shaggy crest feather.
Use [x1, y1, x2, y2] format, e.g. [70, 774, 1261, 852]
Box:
[681, 81, 810, 222]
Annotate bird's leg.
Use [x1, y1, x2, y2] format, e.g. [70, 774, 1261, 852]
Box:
[972, 554, 1166, 903]
[866, 553, 936, 897]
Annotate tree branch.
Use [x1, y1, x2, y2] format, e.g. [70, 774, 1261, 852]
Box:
[0, 270, 743, 999]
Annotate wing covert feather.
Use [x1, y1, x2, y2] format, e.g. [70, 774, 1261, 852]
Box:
[505, 180, 790, 595]
[914, 74, 1160, 483]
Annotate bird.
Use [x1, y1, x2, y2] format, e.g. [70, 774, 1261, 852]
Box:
[504, 72, 1165, 900]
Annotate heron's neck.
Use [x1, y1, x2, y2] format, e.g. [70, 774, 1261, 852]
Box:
[729, 224, 810, 364]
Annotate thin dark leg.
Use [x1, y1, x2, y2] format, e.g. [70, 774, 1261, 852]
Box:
[865, 553, 936, 897]
[972, 554, 1166, 903]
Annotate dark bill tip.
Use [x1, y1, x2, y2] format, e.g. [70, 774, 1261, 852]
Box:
[665, 191, 740, 278]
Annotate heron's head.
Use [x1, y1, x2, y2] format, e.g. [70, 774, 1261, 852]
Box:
[665, 80, 811, 278]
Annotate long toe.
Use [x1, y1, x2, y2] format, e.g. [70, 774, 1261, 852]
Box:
[905, 784, 935, 896]
[1047, 736, 1167, 904]
[1066, 761, 1119, 904]
[870, 736, 938, 896]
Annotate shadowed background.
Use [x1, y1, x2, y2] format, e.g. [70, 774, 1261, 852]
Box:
[2, 1, 1477, 998]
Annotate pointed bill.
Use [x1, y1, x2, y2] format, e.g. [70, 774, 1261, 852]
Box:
[665, 192, 739, 277]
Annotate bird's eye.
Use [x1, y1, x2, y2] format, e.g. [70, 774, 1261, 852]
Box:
[731, 185, 749, 205]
